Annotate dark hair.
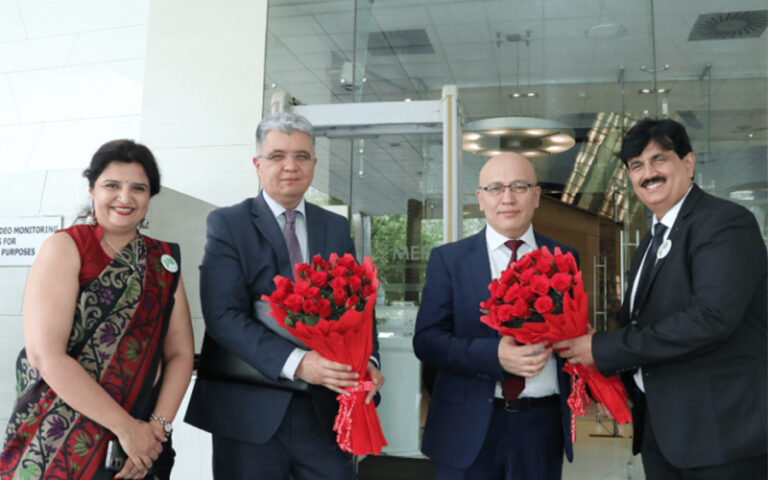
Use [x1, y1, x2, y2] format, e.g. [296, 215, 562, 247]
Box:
[83, 139, 161, 196]
[618, 118, 693, 167]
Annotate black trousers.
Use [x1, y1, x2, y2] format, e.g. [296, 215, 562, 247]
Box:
[641, 404, 767, 480]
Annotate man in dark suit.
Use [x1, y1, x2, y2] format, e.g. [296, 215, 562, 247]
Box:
[185, 112, 383, 479]
[555, 118, 767, 479]
[413, 153, 576, 480]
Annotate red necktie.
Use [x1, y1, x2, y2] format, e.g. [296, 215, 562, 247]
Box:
[502, 239, 525, 401]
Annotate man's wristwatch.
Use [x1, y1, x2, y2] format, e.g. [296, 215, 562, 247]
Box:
[150, 413, 173, 437]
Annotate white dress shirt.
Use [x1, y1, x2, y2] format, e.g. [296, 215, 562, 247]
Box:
[262, 191, 309, 380]
[485, 224, 560, 398]
[631, 185, 692, 392]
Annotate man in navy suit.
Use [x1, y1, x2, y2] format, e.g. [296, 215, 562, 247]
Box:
[185, 112, 383, 479]
[413, 153, 576, 480]
[556, 119, 767, 479]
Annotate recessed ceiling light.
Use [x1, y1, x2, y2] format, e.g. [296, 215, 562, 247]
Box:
[463, 133, 481, 141]
[730, 190, 755, 201]
[487, 129, 509, 135]
[586, 23, 626, 39]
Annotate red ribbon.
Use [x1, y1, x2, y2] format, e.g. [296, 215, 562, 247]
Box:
[564, 364, 589, 443]
[333, 380, 374, 453]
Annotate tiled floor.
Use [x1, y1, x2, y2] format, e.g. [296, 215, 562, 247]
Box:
[563, 403, 645, 480]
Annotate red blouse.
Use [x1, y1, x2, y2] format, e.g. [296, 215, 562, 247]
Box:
[61, 224, 113, 286]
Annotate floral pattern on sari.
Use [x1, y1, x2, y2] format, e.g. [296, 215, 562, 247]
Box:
[1, 235, 178, 480]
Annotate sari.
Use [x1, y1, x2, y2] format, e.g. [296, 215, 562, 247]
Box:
[0, 231, 180, 480]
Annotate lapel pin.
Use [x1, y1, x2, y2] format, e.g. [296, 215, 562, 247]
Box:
[161, 254, 179, 273]
[657, 239, 672, 259]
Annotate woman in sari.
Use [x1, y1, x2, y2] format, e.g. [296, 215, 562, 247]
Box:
[0, 140, 194, 480]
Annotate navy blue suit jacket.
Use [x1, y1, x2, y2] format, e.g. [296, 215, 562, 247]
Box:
[593, 185, 767, 468]
[413, 229, 576, 470]
[185, 192, 378, 444]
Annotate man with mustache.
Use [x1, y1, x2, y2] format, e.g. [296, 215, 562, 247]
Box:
[555, 118, 767, 479]
[414, 153, 577, 480]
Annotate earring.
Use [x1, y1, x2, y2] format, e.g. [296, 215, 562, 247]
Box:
[85, 199, 96, 225]
[139, 215, 149, 230]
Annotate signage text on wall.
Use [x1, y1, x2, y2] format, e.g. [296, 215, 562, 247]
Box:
[0, 217, 62, 266]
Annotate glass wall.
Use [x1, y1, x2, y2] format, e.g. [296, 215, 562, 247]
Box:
[262, 0, 767, 476]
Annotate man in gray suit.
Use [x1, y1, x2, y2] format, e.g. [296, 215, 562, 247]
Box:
[185, 112, 384, 479]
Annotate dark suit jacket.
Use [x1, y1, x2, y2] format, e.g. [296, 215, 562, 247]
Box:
[413, 228, 576, 470]
[592, 184, 767, 469]
[185, 192, 379, 444]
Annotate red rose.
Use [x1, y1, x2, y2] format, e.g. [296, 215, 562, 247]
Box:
[312, 255, 327, 268]
[303, 299, 318, 315]
[490, 280, 507, 299]
[294, 281, 312, 298]
[338, 253, 357, 269]
[310, 271, 328, 288]
[333, 287, 346, 306]
[284, 293, 303, 313]
[295, 263, 313, 279]
[496, 304, 515, 322]
[270, 286, 288, 303]
[362, 284, 377, 299]
[347, 275, 362, 293]
[515, 255, 533, 271]
[331, 265, 349, 278]
[518, 268, 536, 284]
[317, 298, 332, 318]
[554, 253, 575, 273]
[510, 299, 531, 318]
[529, 249, 543, 262]
[502, 283, 521, 303]
[530, 275, 550, 296]
[275, 275, 293, 291]
[500, 268, 517, 285]
[306, 286, 320, 299]
[535, 260, 554, 276]
[329, 276, 347, 290]
[518, 285, 535, 302]
[533, 295, 554, 314]
[551, 272, 572, 292]
[345, 294, 359, 308]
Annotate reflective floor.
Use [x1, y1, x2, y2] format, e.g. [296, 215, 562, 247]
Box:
[564, 403, 645, 480]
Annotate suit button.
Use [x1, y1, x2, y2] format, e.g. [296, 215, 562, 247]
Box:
[631, 320, 638, 325]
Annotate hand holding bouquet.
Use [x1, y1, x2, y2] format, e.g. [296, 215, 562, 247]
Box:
[479, 246, 631, 441]
[262, 253, 387, 455]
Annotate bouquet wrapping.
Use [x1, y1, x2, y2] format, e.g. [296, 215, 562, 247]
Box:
[479, 246, 631, 441]
[262, 253, 387, 456]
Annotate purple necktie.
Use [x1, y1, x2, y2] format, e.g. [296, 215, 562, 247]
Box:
[283, 210, 303, 275]
[502, 239, 525, 401]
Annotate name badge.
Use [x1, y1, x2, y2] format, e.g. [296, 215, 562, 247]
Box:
[161, 254, 179, 273]
[657, 239, 671, 259]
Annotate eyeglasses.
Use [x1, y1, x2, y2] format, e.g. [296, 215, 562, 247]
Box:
[257, 152, 314, 163]
[478, 182, 537, 196]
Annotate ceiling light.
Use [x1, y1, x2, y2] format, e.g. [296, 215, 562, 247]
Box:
[463, 117, 576, 157]
[638, 88, 671, 95]
[586, 23, 626, 39]
[525, 129, 548, 136]
[511, 92, 521, 98]
[404, 97, 412, 102]
[730, 190, 755, 201]
[526, 92, 537, 97]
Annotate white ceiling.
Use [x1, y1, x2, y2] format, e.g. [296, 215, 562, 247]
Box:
[265, 0, 768, 218]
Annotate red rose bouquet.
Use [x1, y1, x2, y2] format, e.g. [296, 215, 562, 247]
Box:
[262, 253, 387, 456]
[479, 246, 631, 441]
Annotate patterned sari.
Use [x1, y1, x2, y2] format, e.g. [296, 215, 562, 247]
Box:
[0, 234, 180, 480]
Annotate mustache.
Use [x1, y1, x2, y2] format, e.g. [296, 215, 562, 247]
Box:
[641, 176, 665, 188]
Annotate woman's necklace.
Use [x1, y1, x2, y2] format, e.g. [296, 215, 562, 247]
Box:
[102, 235, 137, 271]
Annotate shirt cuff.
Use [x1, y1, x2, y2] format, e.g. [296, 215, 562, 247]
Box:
[281, 348, 308, 380]
[368, 355, 379, 369]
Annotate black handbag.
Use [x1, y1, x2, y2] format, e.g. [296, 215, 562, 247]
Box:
[197, 300, 309, 392]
